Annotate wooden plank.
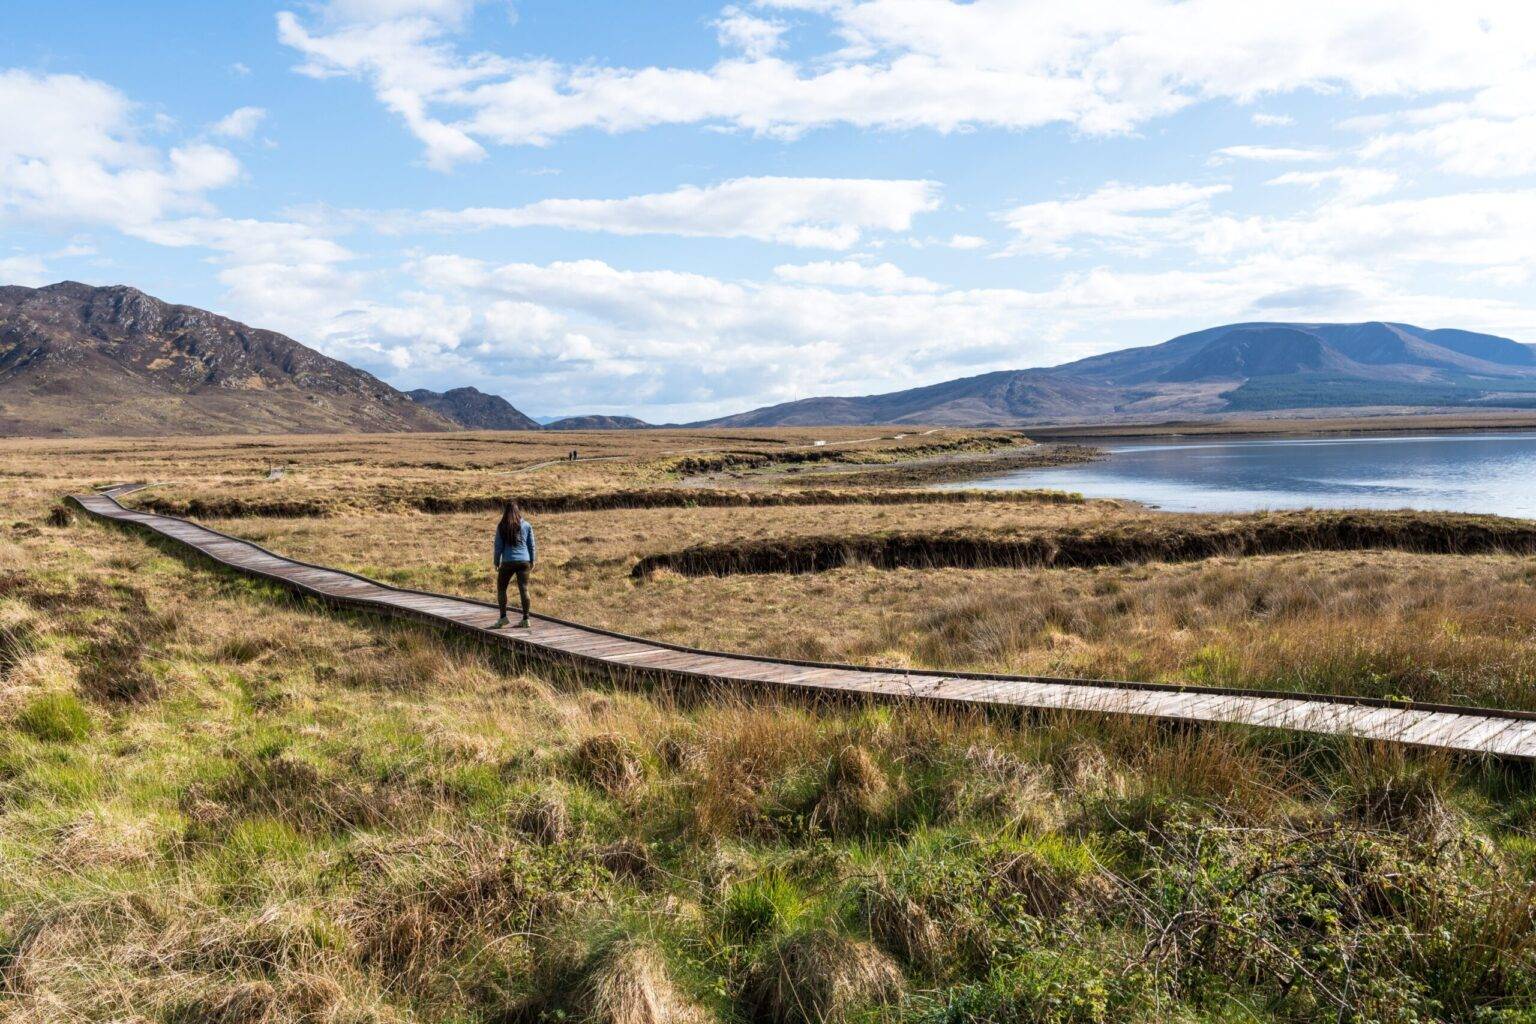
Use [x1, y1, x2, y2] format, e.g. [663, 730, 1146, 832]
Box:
[66, 488, 1536, 761]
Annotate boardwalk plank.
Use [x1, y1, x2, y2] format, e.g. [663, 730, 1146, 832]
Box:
[67, 486, 1536, 761]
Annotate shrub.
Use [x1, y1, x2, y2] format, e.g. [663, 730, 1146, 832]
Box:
[908, 951, 1120, 1024]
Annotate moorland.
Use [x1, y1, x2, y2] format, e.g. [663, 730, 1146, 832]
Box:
[5, 425, 1536, 1023]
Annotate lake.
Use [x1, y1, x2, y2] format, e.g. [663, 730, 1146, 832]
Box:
[952, 432, 1536, 516]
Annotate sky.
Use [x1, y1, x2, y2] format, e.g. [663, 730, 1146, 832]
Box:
[4, 2, 1536, 421]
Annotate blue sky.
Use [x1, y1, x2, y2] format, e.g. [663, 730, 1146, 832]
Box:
[4, 1, 1536, 420]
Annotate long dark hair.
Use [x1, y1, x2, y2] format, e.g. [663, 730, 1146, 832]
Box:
[497, 500, 523, 547]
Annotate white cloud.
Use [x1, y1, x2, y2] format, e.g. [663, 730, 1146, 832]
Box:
[0, 70, 241, 231]
[211, 106, 267, 139]
[1355, 70, 1536, 178]
[278, 1, 1536, 168]
[998, 182, 1231, 257]
[773, 259, 940, 292]
[1251, 112, 1295, 127]
[323, 242, 1536, 421]
[324, 0, 478, 25]
[1266, 167, 1399, 201]
[946, 234, 987, 250]
[275, 10, 505, 169]
[0, 69, 358, 345]
[413, 176, 940, 248]
[0, 253, 49, 286]
[715, 6, 787, 60]
[1009, 175, 1536, 274]
[1213, 144, 1331, 162]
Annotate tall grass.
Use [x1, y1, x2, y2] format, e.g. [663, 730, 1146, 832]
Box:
[6, 429, 1536, 1021]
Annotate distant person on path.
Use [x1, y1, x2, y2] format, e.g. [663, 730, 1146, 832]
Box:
[493, 499, 535, 628]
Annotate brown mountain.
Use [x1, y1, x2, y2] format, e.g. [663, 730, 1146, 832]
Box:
[694, 321, 1536, 427]
[0, 281, 454, 437]
[544, 414, 652, 430]
[406, 386, 540, 430]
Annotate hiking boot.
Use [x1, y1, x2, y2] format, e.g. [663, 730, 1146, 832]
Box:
[515, 617, 531, 629]
[492, 616, 509, 629]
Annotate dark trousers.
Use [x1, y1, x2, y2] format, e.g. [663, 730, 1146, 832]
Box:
[497, 561, 531, 619]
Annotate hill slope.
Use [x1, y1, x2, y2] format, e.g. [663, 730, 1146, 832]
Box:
[544, 415, 652, 430]
[0, 282, 453, 437]
[696, 321, 1536, 427]
[406, 387, 540, 430]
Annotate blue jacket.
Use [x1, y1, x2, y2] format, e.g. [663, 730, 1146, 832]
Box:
[494, 520, 535, 565]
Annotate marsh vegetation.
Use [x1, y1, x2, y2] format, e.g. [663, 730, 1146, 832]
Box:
[4, 428, 1536, 1022]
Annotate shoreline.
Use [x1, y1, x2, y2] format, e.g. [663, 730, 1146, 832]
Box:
[1022, 411, 1536, 443]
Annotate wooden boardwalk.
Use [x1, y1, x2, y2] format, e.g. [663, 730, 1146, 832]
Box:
[70, 485, 1536, 759]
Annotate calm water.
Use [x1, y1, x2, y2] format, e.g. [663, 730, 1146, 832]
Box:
[952, 432, 1536, 516]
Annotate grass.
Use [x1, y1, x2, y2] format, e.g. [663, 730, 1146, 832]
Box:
[2, 428, 1536, 1021]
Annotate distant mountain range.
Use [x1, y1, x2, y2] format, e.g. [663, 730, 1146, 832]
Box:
[406, 386, 541, 430]
[0, 282, 452, 437]
[6, 283, 1536, 436]
[544, 414, 652, 430]
[694, 322, 1536, 427]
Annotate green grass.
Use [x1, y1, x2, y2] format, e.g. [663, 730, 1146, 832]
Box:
[7, 443, 1536, 1022]
[14, 691, 93, 742]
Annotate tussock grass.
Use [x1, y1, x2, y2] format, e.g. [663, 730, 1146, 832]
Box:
[633, 508, 1536, 577]
[745, 929, 904, 1024]
[7, 429, 1536, 1021]
[136, 484, 1079, 520]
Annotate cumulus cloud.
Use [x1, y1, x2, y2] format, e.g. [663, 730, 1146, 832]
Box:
[0, 68, 367, 354]
[320, 238, 1536, 421]
[715, 6, 787, 59]
[0, 69, 242, 230]
[210, 106, 267, 139]
[277, 1, 1536, 169]
[412, 176, 940, 248]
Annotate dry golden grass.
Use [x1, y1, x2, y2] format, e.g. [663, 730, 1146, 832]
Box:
[5, 428, 1536, 1022]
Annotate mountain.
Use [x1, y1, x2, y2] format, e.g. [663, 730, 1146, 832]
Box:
[0, 282, 454, 437]
[695, 321, 1536, 427]
[544, 415, 652, 430]
[405, 386, 540, 430]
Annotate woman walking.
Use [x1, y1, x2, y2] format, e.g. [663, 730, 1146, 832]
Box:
[493, 499, 535, 628]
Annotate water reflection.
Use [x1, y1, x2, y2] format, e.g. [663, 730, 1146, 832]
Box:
[951, 432, 1536, 516]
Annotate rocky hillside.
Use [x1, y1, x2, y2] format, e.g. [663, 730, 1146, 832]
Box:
[696, 321, 1536, 427]
[405, 386, 540, 430]
[0, 282, 453, 437]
